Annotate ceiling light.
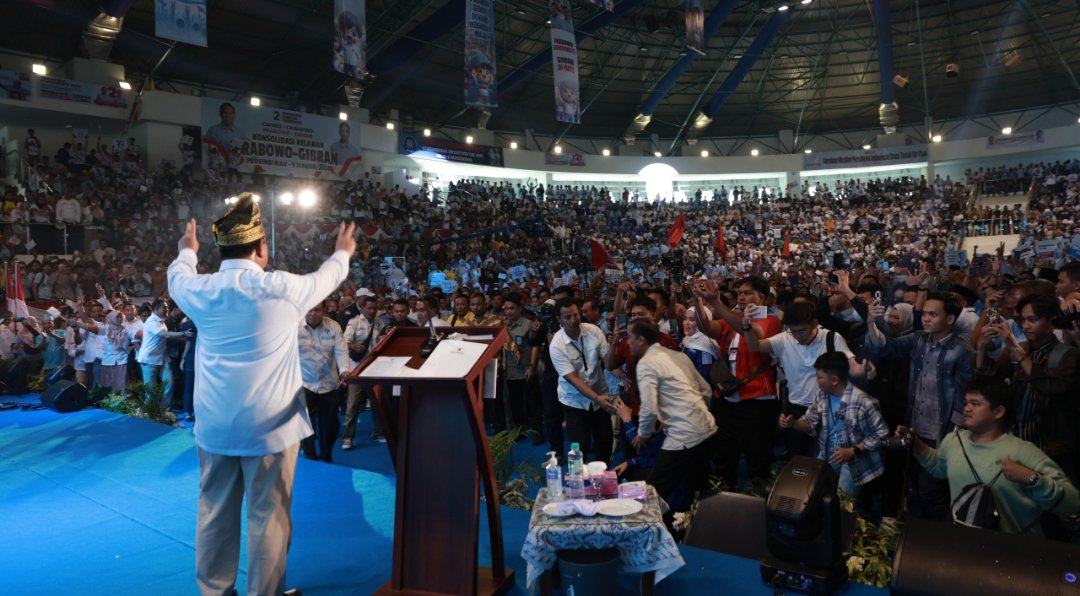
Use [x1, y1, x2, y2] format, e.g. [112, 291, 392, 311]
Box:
[801, 0, 812, 4]
[701, 150, 709, 157]
[553, 146, 562, 154]
[804, 148, 812, 154]
[1001, 127, 1012, 135]
[423, 128, 432, 137]
[250, 97, 261, 106]
[777, 5, 789, 11]
[932, 134, 942, 143]
[751, 149, 760, 156]
[515, 8, 526, 15]
[862, 144, 872, 150]
[640, 45, 648, 52]
[654, 151, 662, 157]
[546, 19, 551, 25]
[32, 64, 46, 75]
[510, 141, 518, 149]
[602, 148, 611, 156]
[466, 135, 474, 143]
[338, 112, 348, 120]
[118, 81, 132, 90]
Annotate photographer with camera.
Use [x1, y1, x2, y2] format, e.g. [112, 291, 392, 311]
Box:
[528, 287, 572, 459]
[904, 380, 1079, 536]
[976, 295, 1079, 484]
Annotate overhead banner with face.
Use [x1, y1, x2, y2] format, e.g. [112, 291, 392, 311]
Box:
[201, 99, 363, 179]
[549, 0, 581, 124]
[333, 0, 366, 77]
[398, 132, 504, 167]
[686, 0, 705, 55]
[38, 77, 130, 108]
[155, 0, 208, 47]
[464, 0, 497, 108]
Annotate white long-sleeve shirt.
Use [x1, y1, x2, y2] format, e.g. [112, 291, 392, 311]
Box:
[636, 343, 718, 451]
[167, 248, 349, 456]
[298, 318, 351, 393]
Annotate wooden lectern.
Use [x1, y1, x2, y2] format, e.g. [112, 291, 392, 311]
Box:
[347, 326, 515, 596]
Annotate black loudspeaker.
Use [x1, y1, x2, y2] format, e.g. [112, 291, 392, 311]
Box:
[891, 518, 1080, 595]
[684, 492, 769, 561]
[40, 380, 88, 413]
[45, 365, 76, 386]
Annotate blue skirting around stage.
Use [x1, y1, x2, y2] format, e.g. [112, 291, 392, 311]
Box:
[0, 404, 883, 595]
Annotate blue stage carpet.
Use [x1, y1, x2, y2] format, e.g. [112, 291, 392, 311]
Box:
[1, 402, 882, 595]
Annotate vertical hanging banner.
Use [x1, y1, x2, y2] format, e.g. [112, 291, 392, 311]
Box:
[464, 0, 497, 108]
[333, 0, 366, 77]
[582, 0, 615, 12]
[155, 0, 208, 47]
[549, 0, 580, 124]
[686, 0, 705, 55]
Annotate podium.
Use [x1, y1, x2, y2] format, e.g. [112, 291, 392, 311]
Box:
[347, 326, 515, 596]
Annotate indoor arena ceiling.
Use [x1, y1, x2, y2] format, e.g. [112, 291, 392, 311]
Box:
[6, 0, 1080, 146]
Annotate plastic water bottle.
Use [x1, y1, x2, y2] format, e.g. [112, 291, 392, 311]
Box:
[566, 442, 584, 499]
[545, 451, 564, 502]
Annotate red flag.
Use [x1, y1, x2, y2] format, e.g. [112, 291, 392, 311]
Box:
[782, 227, 791, 257]
[667, 213, 686, 248]
[715, 221, 727, 261]
[590, 238, 617, 271]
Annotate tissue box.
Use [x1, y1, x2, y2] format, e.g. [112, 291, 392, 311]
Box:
[617, 480, 648, 503]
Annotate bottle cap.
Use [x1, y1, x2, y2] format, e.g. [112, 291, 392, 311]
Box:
[570, 442, 580, 450]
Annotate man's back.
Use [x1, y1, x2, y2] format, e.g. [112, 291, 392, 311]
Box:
[168, 251, 348, 456]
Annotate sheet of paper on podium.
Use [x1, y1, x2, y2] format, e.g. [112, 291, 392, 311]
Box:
[358, 356, 412, 378]
[417, 339, 488, 377]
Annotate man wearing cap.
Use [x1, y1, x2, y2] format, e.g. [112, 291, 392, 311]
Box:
[168, 193, 356, 596]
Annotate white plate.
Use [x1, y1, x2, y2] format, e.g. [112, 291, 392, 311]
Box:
[542, 503, 576, 517]
[597, 499, 644, 517]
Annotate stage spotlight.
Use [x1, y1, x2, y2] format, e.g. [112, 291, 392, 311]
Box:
[250, 97, 260, 107]
[602, 148, 611, 156]
[1002, 127, 1012, 135]
[751, 149, 760, 156]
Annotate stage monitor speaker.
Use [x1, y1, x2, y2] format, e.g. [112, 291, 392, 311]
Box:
[45, 365, 76, 386]
[892, 518, 1080, 595]
[41, 380, 88, 413]
[684, 492, 769, 561]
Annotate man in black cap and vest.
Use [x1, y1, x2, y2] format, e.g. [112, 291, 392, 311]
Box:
[168, 192, 356, 595]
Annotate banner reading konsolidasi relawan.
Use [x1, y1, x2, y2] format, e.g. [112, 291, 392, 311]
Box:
[200, 99, 363, 179]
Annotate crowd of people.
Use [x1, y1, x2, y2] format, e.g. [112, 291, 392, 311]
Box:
[5, 128, 1080, 547]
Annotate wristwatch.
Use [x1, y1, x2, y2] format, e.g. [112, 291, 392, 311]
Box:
[1023, 472, 1040, 487]
[742, 321, 752, 332]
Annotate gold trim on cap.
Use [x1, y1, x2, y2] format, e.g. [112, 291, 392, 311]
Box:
[213, 192, 266, 247]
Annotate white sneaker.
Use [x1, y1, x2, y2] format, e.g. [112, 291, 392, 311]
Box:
[342, 438, 353, 450]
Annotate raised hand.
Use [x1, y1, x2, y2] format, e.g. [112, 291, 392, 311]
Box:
[335, 221, 358, 257]
[178, 218, 199, 254]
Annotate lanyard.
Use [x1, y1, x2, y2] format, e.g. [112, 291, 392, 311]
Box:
[568, 338, 589, 374]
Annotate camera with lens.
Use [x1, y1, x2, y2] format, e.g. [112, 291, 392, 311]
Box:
[537, 299, 558, 331]
[880, 427, 914, 452]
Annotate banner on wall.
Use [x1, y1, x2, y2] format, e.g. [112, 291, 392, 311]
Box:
[686, 0, 705, 55]
[0, 69, 31, 101]
[38, 77, 130, 108]
[398, 133, 504, 166]
[333, 0, 366, 76]
[549, 0, 581, 124]
[544, 152, 586, 166]
[200, 99, 363, 179]
[987, 130, 1044, 149]
[155, 0, 208, 47]
[464, 0, 497, 108]
[802, 145, 928, 170]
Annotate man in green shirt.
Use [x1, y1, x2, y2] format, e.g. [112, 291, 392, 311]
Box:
[904, 380, 1079, 536]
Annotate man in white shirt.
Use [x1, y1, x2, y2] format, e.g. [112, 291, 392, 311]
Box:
[168, 193, 355, 596]
[298, 302, 351, 463]
[548, 299, 616, 465]
[629, 318, 718, 512]
[414, 295, 451, 329]
[136, 299, 187, 407]
[342, 295, 381, 449]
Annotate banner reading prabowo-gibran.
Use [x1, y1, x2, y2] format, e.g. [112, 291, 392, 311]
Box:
[155, 0, 207, 47]
[38, 77, 130, 108]
[201, 99, 362, 179]
[464, 0, 497, 108]
[333, 0, 366, 77]
[987, 130, 1044, 149]
[686, 0, 705, 55]
[0, 69, 31, 101]
[398, 133, 503, 167]
[550, 0, 580, 124]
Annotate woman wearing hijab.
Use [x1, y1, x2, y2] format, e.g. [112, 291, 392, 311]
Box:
[866, 301, 915, 518]
[680, 305, 721, 385]
[99, 310, 132, 392]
